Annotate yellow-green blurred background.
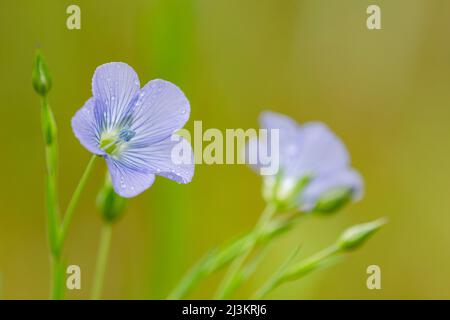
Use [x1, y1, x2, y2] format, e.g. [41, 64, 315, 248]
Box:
[1, 0, 449, 299]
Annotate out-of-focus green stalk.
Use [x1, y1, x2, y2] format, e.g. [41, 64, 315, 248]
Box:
[254, 244, 340, 299]
[254, 219, 386, 299]
[92, 172, 126, 299]
[215, 203, 278, 299]
[139, 0, 195, 298]
[252, 246, 301, 300]
[168, 214, 301, 299]
[91, 223, 113, 300]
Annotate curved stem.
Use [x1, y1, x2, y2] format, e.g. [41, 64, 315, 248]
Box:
[168, 214, 301, 300]
[49, 155, 96, 299]
[91, 223, 113, 300]
[214, 203, 277, 299]
[254, 244, 341, 299]
[58, 155, 97, 248]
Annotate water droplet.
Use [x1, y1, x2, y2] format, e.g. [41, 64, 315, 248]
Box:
[181, 109, 186, 115]
[119, 129, 136, 142]
[111, 96, 115, 101]
[139, 92, 145, 97]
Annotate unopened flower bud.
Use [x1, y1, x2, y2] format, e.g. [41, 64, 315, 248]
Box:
[97, 174, 126, 223]
[32, 51, 52, 97]
[338, 218, 386, 251]
[313, 187, 353, 214]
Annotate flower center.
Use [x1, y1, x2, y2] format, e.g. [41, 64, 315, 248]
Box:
[100, 129, 135, 155]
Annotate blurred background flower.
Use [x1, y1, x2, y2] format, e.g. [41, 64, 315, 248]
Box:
[252, 111, 363, 212]
[1, 0, 450, 299]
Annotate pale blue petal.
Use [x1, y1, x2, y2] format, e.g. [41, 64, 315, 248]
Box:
[300, 168, 364, 211]
[105, 157, 156, 198]
[71, 98, 105, 155]
[130, 79, 190, 145]
[259, 111, 300, 141]
[256, 111, 304, 174]
[120, 135, 194, 184]
[286, 122, 349, 178]
[92, 62, 140, 132]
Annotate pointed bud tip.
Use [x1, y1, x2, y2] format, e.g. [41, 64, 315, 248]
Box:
[339, 218, 387, 251]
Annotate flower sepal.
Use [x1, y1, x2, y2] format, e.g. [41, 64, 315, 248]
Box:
[263, 172, 311, 211]
[312, 186, 353, 215]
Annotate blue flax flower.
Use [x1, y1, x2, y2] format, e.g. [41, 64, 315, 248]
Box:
[251, 111, 363, 212]
[72, 62, 194, 197]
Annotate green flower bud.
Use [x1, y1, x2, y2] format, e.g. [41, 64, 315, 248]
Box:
[32, 51, 52, 97]
[313, 187, 353, 215]
[97, 174, 126, 223]
[338, 218, 386, 251]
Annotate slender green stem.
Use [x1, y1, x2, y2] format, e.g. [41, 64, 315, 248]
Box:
[91, 223, 113, 299]
[254, 244, 341, 299]
[214, 203, 278, 299]
[169, 212, 303, 299]
[49, 154, 96, 299]
[40, 96, 62, 299]
[50, 255, 64, 300]
[58, 155, 97, 248]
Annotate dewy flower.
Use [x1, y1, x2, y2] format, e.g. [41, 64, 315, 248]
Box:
[72, 62, 194, 197]
[250, 111, 363, 212]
